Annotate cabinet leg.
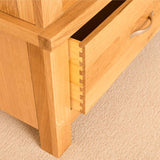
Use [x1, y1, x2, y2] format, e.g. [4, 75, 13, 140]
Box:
[27, 41, 71, 157]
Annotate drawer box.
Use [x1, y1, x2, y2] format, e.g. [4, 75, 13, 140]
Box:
[69, 0, 160, 114]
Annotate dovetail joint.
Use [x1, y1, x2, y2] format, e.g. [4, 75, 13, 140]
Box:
[79, 48, 85, 113]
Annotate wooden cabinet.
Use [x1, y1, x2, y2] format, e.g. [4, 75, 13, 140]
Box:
[0, 0, 160, 157]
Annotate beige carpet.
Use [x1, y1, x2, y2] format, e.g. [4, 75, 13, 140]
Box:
[1, 31, 160, 160]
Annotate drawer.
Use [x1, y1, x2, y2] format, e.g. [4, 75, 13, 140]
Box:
[69, 0, 160, 114]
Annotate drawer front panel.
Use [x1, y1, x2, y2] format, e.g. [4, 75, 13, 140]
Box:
[70, 0, 160, 113]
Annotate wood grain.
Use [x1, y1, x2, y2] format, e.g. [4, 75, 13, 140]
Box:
[0, 32, 38, 128]
[69, 39, 83, 111]
[62, 0, 78, 12]
[0, 0, 18, 17]
[28, 41, 72, 157]
[0, 12, 42, 48]
[33, 0, 79, 28]
[17, 0, 35, 24]
[0, 0, 35, 24]
[0, 0, 78, 27]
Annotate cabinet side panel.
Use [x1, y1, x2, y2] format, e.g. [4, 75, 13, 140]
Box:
[0, 32, 38, 128]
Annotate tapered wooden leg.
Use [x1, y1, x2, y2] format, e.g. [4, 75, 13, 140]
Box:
[27, 41, 71, 157]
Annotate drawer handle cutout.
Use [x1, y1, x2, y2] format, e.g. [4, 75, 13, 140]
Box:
[130, 12, 153, 39]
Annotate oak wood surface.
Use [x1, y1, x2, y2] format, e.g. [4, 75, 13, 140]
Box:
[0, 0, 79, 27]
[0, 0, 35, 24]
[17, 0, 35, 24]
[0, 32, 38, 128]
[0, 12, 42, 48]
[28, 41, 73, 157]
[0, 0, 18, 17]
[69, 39, 83, 111]
[33, 0, 79, 28]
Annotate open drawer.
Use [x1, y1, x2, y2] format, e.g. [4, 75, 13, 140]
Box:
[69, 0, 160, 114]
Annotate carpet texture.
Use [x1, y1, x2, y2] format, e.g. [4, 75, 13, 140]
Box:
[0, 31, 160, 160]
